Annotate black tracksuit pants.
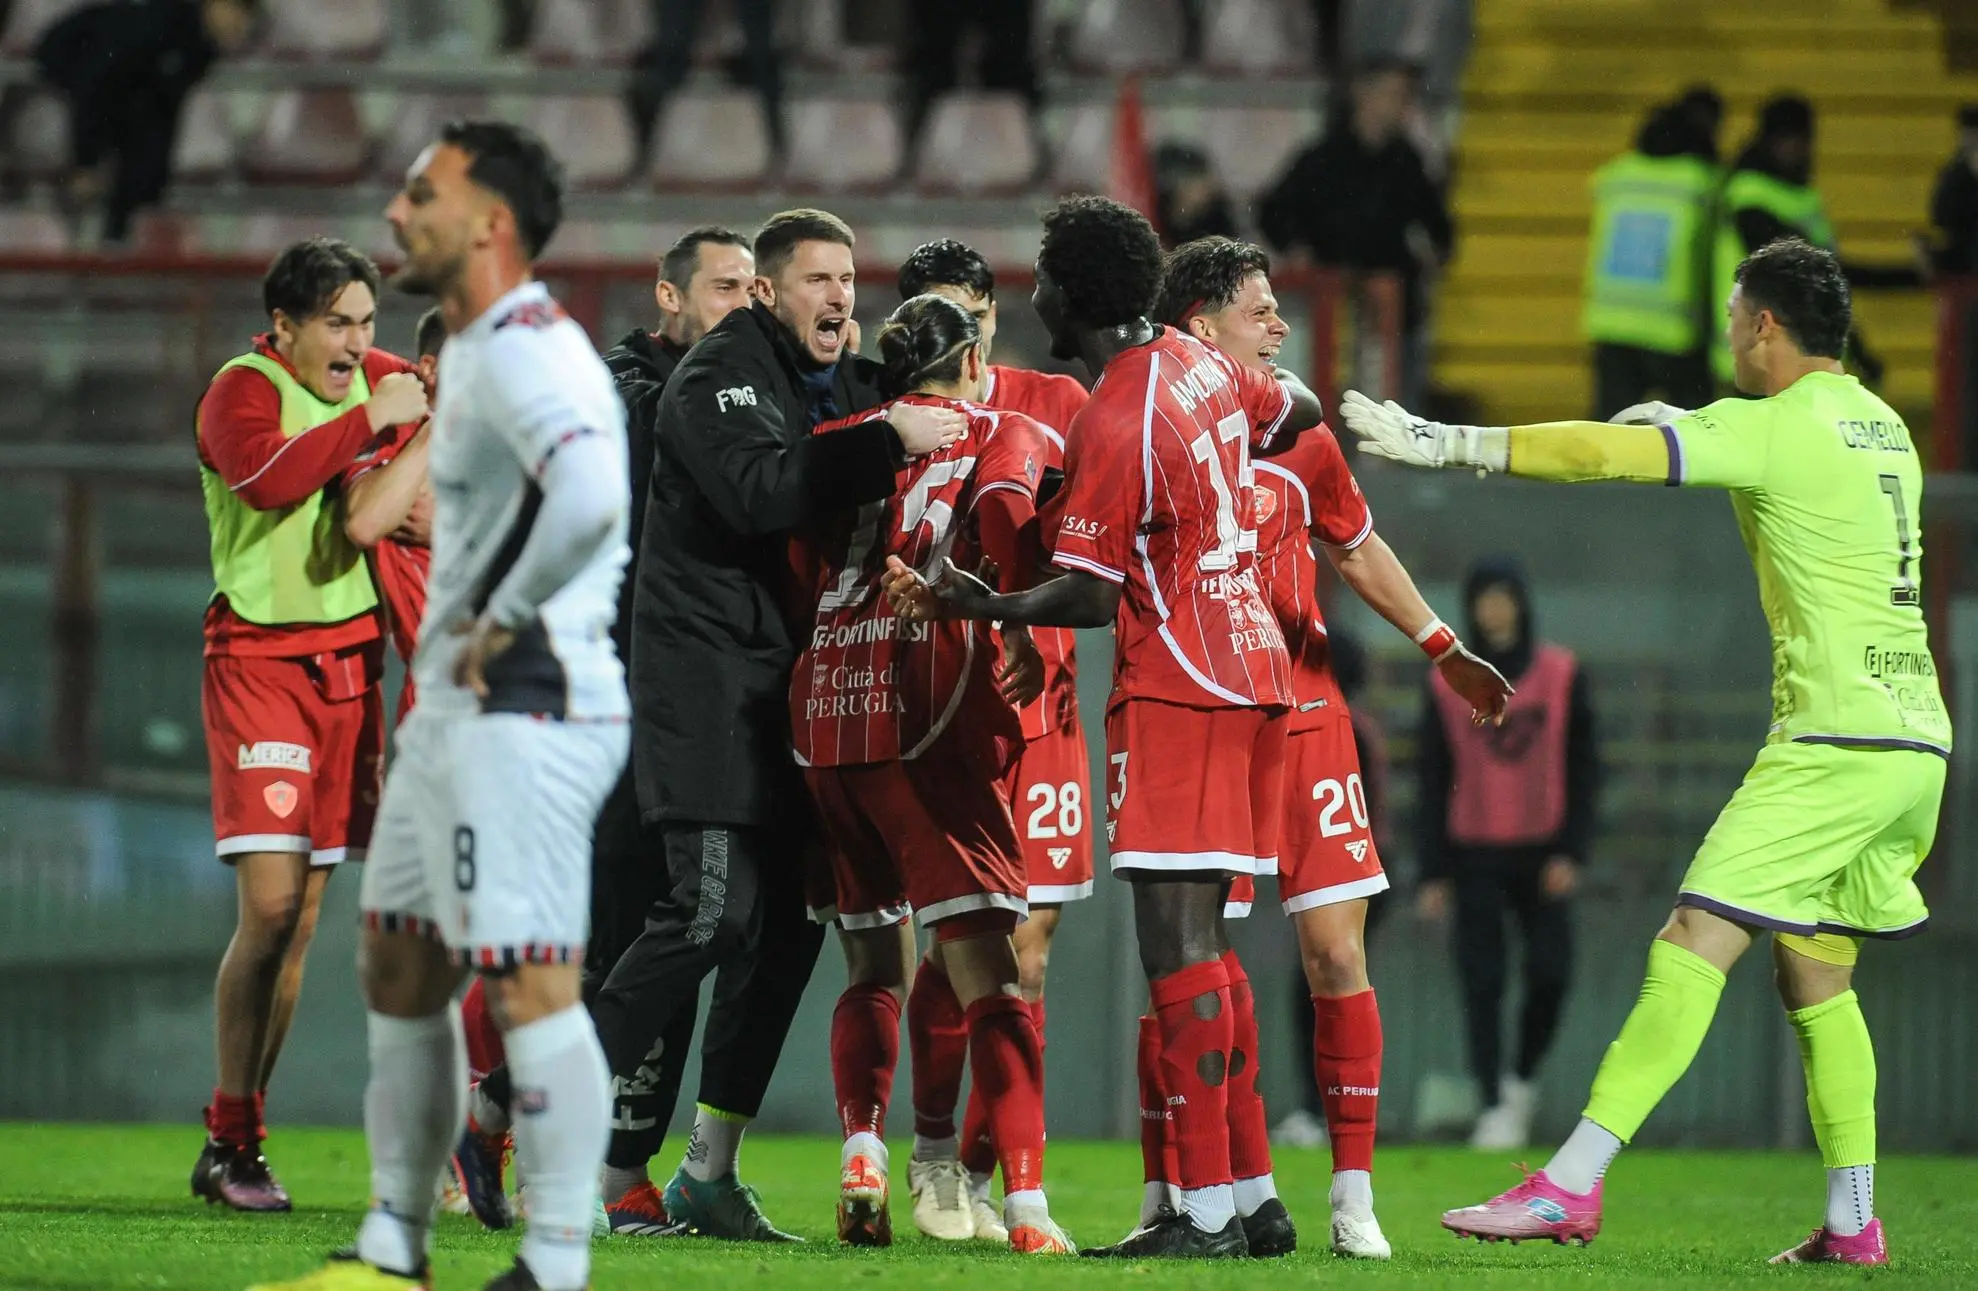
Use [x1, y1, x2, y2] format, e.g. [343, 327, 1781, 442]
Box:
[1446, 844, 1575, 1109]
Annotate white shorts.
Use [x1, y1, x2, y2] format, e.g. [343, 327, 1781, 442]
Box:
[359, 709, 628, 967]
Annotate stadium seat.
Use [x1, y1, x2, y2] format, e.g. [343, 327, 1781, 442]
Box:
[170, 90, 236, 184]
[648, 89, 772, 191]
[376, 94, 487, 183]
[522, 96, 638, 190]
[914, 92, 1036, 196]
[1047, 102, 1114, 195]
[1067, 0, 1184, 75]
[529, 0, 617, 65]
[234, 213, 341, 255]
[240, 90, 372, 185]
[1201, 0, 1317, 76]
[1199, 106, 1314, 202]
[782, 98, 901, 193]
[260, 0, 388, 61]
[0, 0, 89, 57]
[3, 87, 69, 179]
[0, 210, 69, 254]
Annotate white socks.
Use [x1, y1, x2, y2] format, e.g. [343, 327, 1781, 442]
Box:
[682, 1104, 750, 1182]
[1544, 1117, 1624, 1196]
[1180, 1183, 1235, 1234]
[1140, 1179, 1180, 1225]
[913, 1133, 959, 1163]
[843, 1131, 888, 1171]
[507, 1006, 610, 1291]
[1232, 1173, 1278, 1219]
[600, 1163, 647, 1201]
[1827, 1165, 1874, 1237]
[357, 1006, 466, 1277]
[1330, 1168, 1373, 1213]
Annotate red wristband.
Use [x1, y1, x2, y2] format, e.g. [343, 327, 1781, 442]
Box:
[1415, 619, 1459, 662]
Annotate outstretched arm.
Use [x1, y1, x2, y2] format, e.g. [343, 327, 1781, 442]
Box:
[1336, 390, 1676, 485]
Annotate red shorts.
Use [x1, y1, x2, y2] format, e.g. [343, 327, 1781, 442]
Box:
[1004, 717, 1095, 904]
[804, 730, 1027, 930]
[1277, 711, 1388, 913]
[202, 645, 385, 865]
[1103, 699, 1288, 877]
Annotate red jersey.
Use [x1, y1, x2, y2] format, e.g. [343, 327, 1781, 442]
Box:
[1051, 329, 1298, 711]
[1251, 425, 1373, 732]
[792, 396, 1048, 767]
[984, 363, 1089, 739]
[341, 421, 432, 720]
[197, 336, 417, 658]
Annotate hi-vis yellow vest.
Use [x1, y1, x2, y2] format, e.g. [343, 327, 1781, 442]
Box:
[199, 351, 378, 626]
[1582, 151, 1717, 354]
[1712, 170, 1835, 381]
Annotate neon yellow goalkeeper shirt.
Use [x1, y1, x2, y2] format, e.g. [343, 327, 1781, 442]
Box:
[1658, 371, 1951, 755]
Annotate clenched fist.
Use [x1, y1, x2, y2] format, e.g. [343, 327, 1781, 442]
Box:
[365, 371, 430, 431]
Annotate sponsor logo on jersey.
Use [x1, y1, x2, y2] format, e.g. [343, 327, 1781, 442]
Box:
[1061, 515, 1107, 541]
[238, 741, 311, 773]
[1048, 847, 1073, 870]
[716, 385, 759, 411]
[1346, 839, 1369, 863]
[263, 780, 299, 819]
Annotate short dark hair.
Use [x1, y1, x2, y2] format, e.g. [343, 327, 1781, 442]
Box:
[1735, 237, 1851, 359]
[414, 307, 446, 358]
[874, 293, 981, 399]
[1154, 236, 1271, 327]
[753, 208, 855, 281]
[661, 224, 750, 290]
[262, 237, 381, 322]
[897, 239, 995, 303]
[1037, 195, 1163, 328]
[439, 119, 564, 259]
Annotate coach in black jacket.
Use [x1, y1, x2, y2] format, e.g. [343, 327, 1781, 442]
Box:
[586, 210, 961, 1232]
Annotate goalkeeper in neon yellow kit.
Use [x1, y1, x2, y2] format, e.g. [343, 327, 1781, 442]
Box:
[1340, 239, 1946, 1266]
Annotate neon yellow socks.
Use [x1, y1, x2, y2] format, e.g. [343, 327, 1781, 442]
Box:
[1582, 939, 1728, 1143]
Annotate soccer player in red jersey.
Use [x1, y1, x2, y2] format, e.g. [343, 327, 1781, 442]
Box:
[886, 196, 1329, 1259]
[794, 293, 1071, 1255]
[192, 238, 428, 1211]
[1150, 237, 1511, 1258]
[892, 239, 1093, 1242]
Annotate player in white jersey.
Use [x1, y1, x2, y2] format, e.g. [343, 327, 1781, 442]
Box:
[250, 121, 629, 1291]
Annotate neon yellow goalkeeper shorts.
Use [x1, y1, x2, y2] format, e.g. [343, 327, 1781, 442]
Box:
[1676, 741, 1943, 940]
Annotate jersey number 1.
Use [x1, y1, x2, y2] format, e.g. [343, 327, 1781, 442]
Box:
[1878, 474, 1921, 608]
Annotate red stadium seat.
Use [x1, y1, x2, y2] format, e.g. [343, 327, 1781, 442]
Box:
[782, 97, 901, 193]
[240, 90, 372, 185]
[0, 0, 90, 57]
[0, 209, 69, 253]
[648, 89, 772, 191]
[1067, 0, 1184, 75]
[171, 89, 236, 184]
[376, 94, 487, 184]
[523, 95, 638, 190]
[3, 87, 69, 179]
[1201, 0, 1316, 76]
[913, 92, 1035, 197]
[260, 0, 388, 61]
[1047, 101, 1114, 195]
[1199, 106, 1315, 202]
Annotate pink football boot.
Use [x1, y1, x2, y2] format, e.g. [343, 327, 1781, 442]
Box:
[1442, 1170, 1602, 1245]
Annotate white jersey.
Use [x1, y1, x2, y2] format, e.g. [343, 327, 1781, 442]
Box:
[415, 281, 631, 722]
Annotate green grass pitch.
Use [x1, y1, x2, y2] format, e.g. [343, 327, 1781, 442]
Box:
[4, 1124, 1976, 1289]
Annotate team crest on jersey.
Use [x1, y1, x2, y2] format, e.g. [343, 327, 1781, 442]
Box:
[238, 741, 311, 773]
[263, 780, 299, 819]
[1252, 483, 1279, 524]
[1048, 847, 1072, 870]
[1346, 839, 1369, 863]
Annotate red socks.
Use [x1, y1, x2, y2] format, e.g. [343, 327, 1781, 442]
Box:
[205, 1089, 265, 1148]
[962, 995, 1046, 1193]
[1149, 958, 1234, 1191]
[1221, 950, 1274, 1183]
[1136, 1013, 1180, 1184]
[959, 997, 1043, 1177]
[832, 982, 902, 1139]
[907, 958, 970, 1140]
[1313, 989, 1383, 1173]
[461, 976, 505, 1080]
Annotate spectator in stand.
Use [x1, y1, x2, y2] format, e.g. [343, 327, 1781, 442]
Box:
[627, 0, 785, 166]
[31, 0, 257, 244]
[1416, 558, 1598, 1152]
[1273, 626, 1393, 1150]
[899, 1, 1041, 175]
[1153, 142, 1239, 249]
[1929, 105, 1978, 276]
[1260, 56, 1453, 407]
[1675, 84, 1725, 170]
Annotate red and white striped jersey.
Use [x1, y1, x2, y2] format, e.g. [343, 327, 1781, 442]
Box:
[984, 364, 1089, 740]
[1050, 328, 1298, 712]
[792, 395, 1048, 767]
[1250, 424, 1373, 732]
